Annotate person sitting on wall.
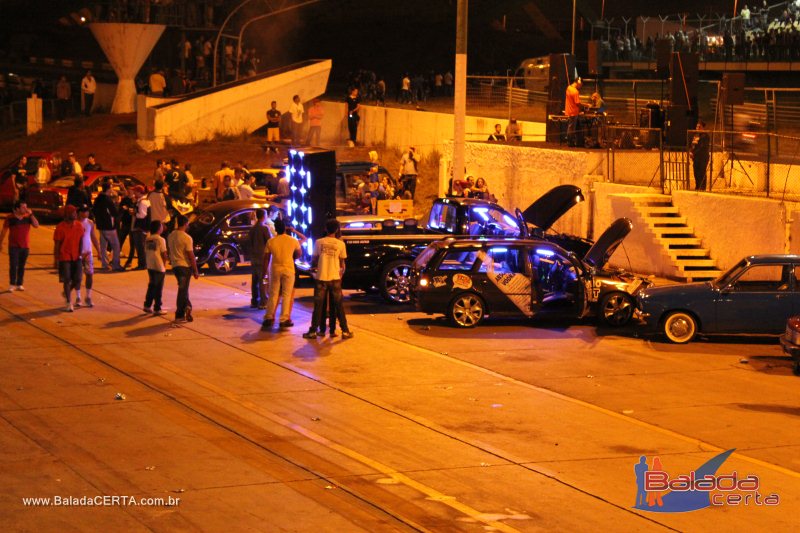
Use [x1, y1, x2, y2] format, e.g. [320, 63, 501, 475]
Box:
[505, 118, 523, 142]
[488, 123, 506, 141]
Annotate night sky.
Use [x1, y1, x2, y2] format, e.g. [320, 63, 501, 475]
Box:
[0, 1, 748, 79]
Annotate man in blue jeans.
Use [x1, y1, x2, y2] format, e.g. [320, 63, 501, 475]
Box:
[0, 201, 39, 291]
[303, 219, 353, 339]
[167, 214, 200, 323]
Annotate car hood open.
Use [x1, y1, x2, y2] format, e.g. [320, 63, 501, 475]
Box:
[520, 185, 585, 231]
[583, 217, 633, 269]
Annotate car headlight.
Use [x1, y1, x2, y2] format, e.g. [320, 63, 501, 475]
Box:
[418, 277, 429, 287]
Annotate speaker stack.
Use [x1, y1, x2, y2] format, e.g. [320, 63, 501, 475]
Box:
[721, 73, 745, 106]
[286, 148, 337, 247]
[665, 52, 699, 147]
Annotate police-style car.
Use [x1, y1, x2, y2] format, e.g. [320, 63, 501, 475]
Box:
[411, 218, 651, 327]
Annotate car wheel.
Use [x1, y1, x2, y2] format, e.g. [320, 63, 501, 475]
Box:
[449, 293, 485, 328]
[209, 245, 239, 274]
[599, 292, 634, 327]
[793, 359, 800, 377]
[379, 259, 413, 304]
[662, 311, 697, 344]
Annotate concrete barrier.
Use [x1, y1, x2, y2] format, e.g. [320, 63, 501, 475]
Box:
[137, 60, 331, 151]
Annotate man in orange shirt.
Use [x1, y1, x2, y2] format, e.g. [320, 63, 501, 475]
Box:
[565, 77, 584, 147]
[53, 205, 85, 312]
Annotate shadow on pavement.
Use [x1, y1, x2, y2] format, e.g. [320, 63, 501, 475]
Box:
[735, 402, 800, 415]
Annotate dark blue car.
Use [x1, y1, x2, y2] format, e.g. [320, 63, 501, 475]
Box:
[637, 255, 800, 343]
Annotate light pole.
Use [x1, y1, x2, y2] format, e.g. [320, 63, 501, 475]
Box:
[452, 0, 468, 192]
[571, 0, 577, 55]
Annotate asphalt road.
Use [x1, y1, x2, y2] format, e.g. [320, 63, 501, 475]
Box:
[1, 226, 798, 532]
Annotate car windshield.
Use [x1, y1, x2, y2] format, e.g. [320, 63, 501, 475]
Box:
[189, 210, 214, 226]
[467, 206, 520, 236]
[714, 259, 747, 287]
[413, 245, 439, 270]
[50, 176, 75, 187]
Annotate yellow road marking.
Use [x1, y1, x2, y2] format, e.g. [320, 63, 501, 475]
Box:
[157, 361, 521, 533]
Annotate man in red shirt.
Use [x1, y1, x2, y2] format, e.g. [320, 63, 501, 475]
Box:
[53, 205, 85, 312]
[0, 201, 39, 291]
[565, 77, 584, 147]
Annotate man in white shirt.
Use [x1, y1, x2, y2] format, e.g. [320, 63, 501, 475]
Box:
[303, 219, 352, 339]
[147, 181, 171, 226]
[289, 94, 304, 145]
[81, 71, 96, 116]
[143, 220, 168, 315]
[167, 214, 200, 323]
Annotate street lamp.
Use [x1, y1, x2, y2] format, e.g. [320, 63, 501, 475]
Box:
[571, 0, 577, 55]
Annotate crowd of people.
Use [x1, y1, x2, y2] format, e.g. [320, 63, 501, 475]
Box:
[598, 1, 800, 63]
[346, 69, 455, 107]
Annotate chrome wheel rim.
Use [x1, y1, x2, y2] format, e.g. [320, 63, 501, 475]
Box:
[453, 295, 483, 327]
[213, 247, 236, 273]
[385, 264, 412, 303]
[602, 294, 633, 326]
[667, 316, 693, 340]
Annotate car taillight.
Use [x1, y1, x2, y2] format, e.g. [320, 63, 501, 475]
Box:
[59, 192, 66, 206]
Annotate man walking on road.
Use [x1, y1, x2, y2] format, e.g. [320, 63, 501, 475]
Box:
[143, 220, 168, 315]
[303, 219, 352, 339]
[249, 209, 273, 309]
[261, 218, 303, 330]
[76, 205, 100, 307]
[92, 182, 123, 271]
[53, 205, 85, 312]
[167, 214, 200, 323]
[0, 201, 39, 291]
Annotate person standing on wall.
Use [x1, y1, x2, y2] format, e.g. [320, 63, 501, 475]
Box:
[265, 101, 281, 153]
[345, 87, 361, 147]
[81, 71, 96, 116]
[398, 146, 420, 199]
[305, 98, 324, 146]
[689, 120, 710, 191]
[289, 94, 304, 146]
[56, 75, 71, 123]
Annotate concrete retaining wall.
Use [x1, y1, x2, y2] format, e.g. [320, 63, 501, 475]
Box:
[137, 60, 331, 151]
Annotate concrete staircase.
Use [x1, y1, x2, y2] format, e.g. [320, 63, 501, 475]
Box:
[623, 193, 722, 282]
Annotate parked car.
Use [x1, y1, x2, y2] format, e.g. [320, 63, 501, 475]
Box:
[779, 316, 800, 376]
[638, 255, 800, 343]
[188, 199, 284, 274]
[411, 218, 650, 327]
[0, 151, 62, 209]
[336, 160, 397, 215]
[24, 171, 145, 218]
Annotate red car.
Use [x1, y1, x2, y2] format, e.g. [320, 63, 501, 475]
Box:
[25, 171, 146, 219]
[0, 151, 62, 209]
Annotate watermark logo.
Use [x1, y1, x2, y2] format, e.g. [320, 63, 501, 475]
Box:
[633, 449, 780, 513]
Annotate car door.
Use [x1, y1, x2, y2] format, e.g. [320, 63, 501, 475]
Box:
[715, 263, 794, 333]
[226, 209, 256, 261]
[477, 245, 537, 316]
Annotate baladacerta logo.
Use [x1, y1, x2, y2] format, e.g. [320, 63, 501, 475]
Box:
[633, 449, 780, 512]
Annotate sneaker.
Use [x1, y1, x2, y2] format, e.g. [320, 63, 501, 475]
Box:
[329, 330, 339, 338]
[143, 306, 153, 313]
[347, 140, 355, 147]
[302, 330, 319, 339]
[341, 331, 354, 339]
[74, 298, 82, 308]
[85, 298, 93, 308]
[279, 320, 294, 328]
[261, 318, 274, 330]
[65, 303, 74, 312]
[7, 286, 15, 292]
[16, 285, 24, 291]
[174, 316, 187, 323]
[153, 309, 167, 316]
[185, 306, 194, 322]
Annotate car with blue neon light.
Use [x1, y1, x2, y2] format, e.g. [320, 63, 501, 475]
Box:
[296, 185, 595, 305]
[187, 199, 284, 274]
[637, 255, 800, 343]
[411, 218, 651, 327]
